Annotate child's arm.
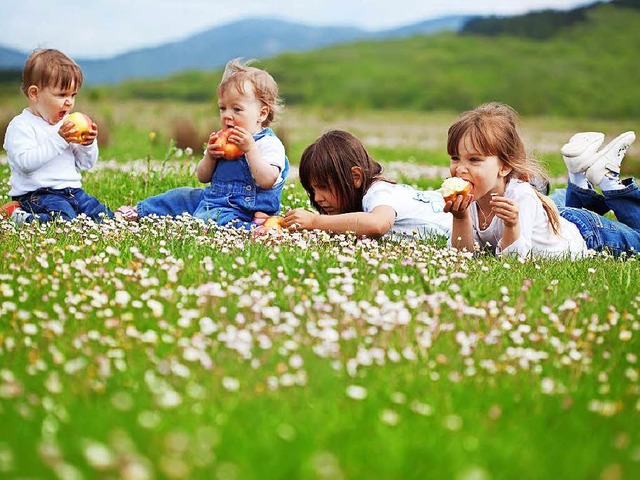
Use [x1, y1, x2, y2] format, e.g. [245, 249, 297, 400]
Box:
[284, 206, 396, 238]
[5, 121, 72, 173]
[444, 194, 476, 251]
[491, 195, 521, 251]
[197, 132, 223, 183]
[229, 127, 279, 189]
[70, 122, 99, 170]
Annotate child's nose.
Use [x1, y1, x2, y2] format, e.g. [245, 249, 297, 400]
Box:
[455, 163, 468, 175]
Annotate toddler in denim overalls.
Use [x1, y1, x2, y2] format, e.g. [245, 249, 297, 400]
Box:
[117, 58, 288, 229]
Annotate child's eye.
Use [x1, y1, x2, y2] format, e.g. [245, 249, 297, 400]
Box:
[450, 157, 459, 162]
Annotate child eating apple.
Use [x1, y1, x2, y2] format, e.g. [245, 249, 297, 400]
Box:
[1, 48, 112, 223]
[116, 58, 289, 228]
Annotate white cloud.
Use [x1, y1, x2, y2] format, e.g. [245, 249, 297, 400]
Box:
[0, 0, 595, 58]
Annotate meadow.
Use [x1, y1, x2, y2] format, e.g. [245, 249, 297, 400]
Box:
[1, 97, 640, 479]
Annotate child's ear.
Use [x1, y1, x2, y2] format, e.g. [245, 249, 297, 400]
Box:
[26, 85, 39, 101]
[499, 163, 513, 178]
[259, 106, 269, 125]
[351, 166, 364, 188]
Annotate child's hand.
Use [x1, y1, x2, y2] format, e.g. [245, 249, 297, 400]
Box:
[80, 123, 98, 146]
[284, 208, 317, 231]
[490, 195, 519, 227]
[205, 132, 226, 159]
[444, 193, 474, 220]
[226, 126, 256, 154]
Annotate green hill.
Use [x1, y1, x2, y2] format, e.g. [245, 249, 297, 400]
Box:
[85, 2, 640, 118]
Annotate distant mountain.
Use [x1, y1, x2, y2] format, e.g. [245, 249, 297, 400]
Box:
[0, 46, 27, 69]
[0, 16, 470, 85]
[461, 0, 638, 39]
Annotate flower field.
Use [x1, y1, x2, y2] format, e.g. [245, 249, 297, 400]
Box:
[1, 104, 639, 478]
[1, 170, 639, 478]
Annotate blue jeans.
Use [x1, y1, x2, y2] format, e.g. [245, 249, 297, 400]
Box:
[137, 186, 254, 228]
[559, 179, 640, 256]
[15, 187, 113, 223]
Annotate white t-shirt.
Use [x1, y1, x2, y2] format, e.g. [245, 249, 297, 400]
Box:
[362, 181, 452, 239]
[469, 179, 587, 258]
[255, 133, 286, 185]
[4, 108, 99, 196]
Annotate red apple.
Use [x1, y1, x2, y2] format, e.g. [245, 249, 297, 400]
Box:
[213, 128, 243, 160]
[66, 112, 93, 141]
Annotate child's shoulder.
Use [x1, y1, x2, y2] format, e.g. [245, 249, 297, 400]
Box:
[506, 179, 543, 207]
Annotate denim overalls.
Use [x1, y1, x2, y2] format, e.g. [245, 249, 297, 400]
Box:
[138, 128, 289, 228]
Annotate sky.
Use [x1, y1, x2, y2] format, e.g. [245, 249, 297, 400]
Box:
[1, 0, 596, 59]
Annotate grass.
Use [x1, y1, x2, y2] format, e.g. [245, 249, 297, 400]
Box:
[1, 142, 639, 478]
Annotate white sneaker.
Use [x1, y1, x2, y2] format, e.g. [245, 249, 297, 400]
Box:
[10, 208, 32, 225]
[585, 131, 636, 185]
[561, 132, 605, 173]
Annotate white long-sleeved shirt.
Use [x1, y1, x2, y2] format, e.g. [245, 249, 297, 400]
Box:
[362, 180, 452, 239]
[469, 179, 587, 258]
[3, 108, 99, 196]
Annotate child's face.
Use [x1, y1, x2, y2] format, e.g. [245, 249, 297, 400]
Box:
[218, 81, 268, 135]
[27, 83, 78, 125]
[449, 135, 511, 200]
[310, 180, 340, 214]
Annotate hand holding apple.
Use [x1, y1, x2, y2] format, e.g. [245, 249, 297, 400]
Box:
[210, 128, 243, 160]
[441, 177, 472, 203]
[60, 112, 97, 145]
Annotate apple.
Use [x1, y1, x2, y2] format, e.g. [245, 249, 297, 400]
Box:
[262, 215, 285, 231]
[213, 128, 243, 160]
[441, 177, 472, 203]
[66, 112, 93, 141]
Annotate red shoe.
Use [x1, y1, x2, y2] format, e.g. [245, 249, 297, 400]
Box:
[0, 201, 21, 220]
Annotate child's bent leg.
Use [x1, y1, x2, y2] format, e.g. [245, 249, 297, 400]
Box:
[21, 190, 77, 222]
[137, 187, 204, 218]
[73, 189, 113, 221]
[602, 178, 640, 232]
[565, 181, 610, 216]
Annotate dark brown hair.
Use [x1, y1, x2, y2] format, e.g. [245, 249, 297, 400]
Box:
[217, 58, 282, 127]
[299, 130, 388, 214]
[447, 102, 560, 234]
[21, 49, 83, 95]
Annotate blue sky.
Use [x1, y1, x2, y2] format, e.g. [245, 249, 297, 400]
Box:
[1, 0, 595, 59]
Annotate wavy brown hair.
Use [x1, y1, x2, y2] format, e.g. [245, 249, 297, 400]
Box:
[447, 102, 560, 234]
[21, 49, 83, 95]
[299, 130, 390, 214]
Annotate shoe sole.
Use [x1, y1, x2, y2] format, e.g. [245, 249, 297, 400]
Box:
[586, 131, 636, 184]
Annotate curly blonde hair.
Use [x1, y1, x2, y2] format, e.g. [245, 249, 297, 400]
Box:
[217, 58, 283, 127]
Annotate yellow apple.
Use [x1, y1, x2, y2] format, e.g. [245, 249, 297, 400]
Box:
[262, 216, 285, 231]
[66, 112, 93, 141]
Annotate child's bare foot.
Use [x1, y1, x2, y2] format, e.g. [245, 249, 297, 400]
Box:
[252, 211, 270, 226]
[115, 205, 139, 222]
